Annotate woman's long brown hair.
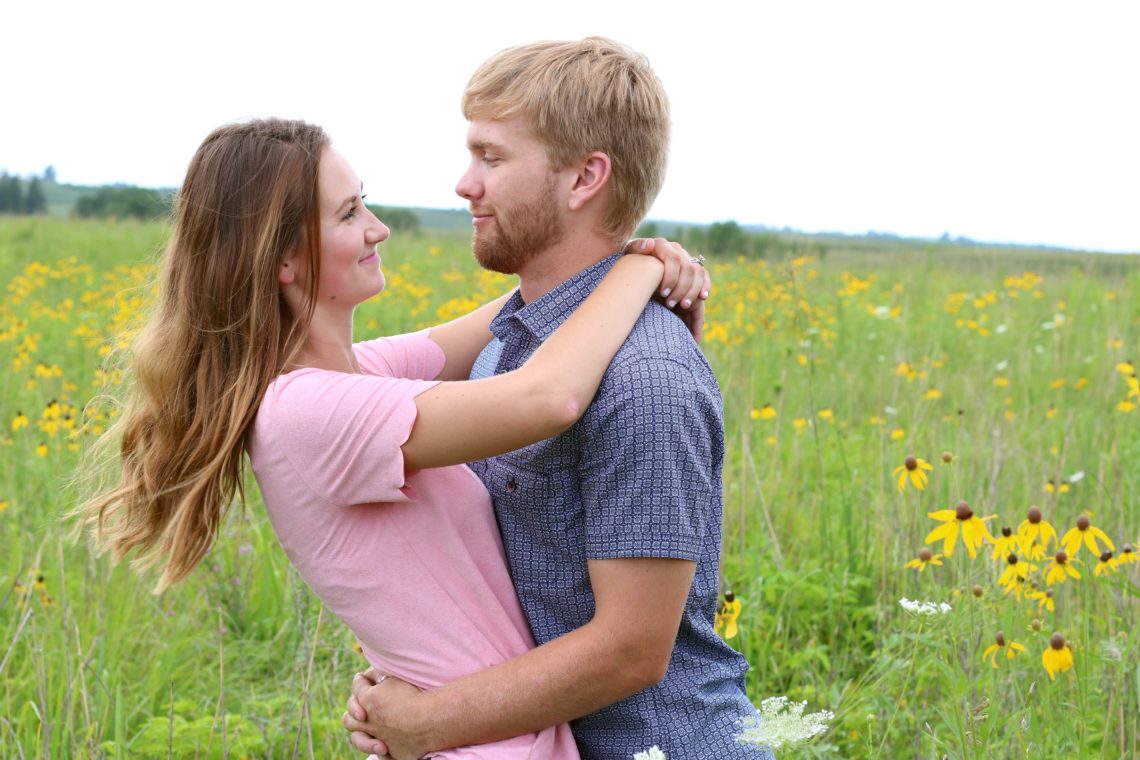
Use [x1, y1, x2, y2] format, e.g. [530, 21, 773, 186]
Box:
[75, 119, 328, 592]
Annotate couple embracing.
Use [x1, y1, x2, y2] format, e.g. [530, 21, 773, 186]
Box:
[80, 37, 770, 759]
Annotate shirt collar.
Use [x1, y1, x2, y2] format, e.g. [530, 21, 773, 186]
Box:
[488, 254, 622, 342]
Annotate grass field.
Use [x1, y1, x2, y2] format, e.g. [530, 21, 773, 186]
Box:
[1, 216, 1138, 758]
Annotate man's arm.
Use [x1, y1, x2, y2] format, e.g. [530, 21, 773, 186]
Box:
[344, 556, 696, 758]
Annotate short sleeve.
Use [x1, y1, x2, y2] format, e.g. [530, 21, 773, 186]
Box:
[578, 356, 720, 561]
[257, 369, 439, 506]
[354, 328, 446, 380]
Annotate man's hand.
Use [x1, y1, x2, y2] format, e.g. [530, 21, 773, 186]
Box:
[342, 670, 427, 759]
[624, 237, 711, 342]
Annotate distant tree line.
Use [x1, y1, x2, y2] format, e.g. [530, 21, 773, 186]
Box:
[75, 186, 172, 221]
[636, 219, 827, 260]
[0, 173, 48, 215]
[367, 205, 420, 233]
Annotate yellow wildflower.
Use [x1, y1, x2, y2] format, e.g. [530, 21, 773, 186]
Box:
[793, 418, 807, 433]
[1016, 506, 1057, 555]
[715, 591, 741, 639]
[998, 554, 1036, 590]
[1046, 405, 1057, 419]
[990, 527, 1018, 561]
[1119, 400, 1136, 413]
[1061, 514, 1113, 559]
[1042, 633, 1074, 680]
[1044, 480, 1069, 495]
[925, 501, 995, 558]
[1026, 587, 1055, 612]
[905, 547, 943, 572]
[922, 388, 942, 400]
[893, 456, 933, 492]
[1044, 551, 1080, 586]
[11, 412, 28, 432]
[754, 404, 778, 420]
[993, 377, 1010, 388]
[817, 408, 833, 422]
[890, 427, 905, 441]
[982, 631, 1026, 668]
[1050, 378, 1066, 390]
[1093, 551, 1120, 577]
[1117, 361, 1136, 375]
[35, 442, 48, 457]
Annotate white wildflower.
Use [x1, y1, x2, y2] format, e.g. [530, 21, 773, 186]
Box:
[1100, 639, 1122, 662]
[736, 696, 833, 750]
[1068, 470, 1085, 484]
[995, 324, 1008, 334]
[633, 747, 666, 760]
[1034, 344, 1045, 354]
[899, 597, 951, 616]
[884, 405, 897, 416]
[994, 359, 1009, 371]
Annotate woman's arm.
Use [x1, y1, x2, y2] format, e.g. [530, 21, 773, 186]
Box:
[425, 239, 710, 381]
[400, 255, 663, 470]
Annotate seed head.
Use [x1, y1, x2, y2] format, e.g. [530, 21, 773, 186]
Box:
[1027, 506, 1042, 524]
[1050, 633, 1065, 650]
[1007, 554, 1018, 565]
[1123, 544, 1134, 555]
[1001, 526, 1012, 537]
[972, 585, 984, 598]
[955, 501, 973, 520]
[1076, 515, 1090, 531]
[1055, 551, 1068, 565]
[724, 590, 735, 603]
[904, 455, 918, 471]
[918, 547, 933, 562]
[1099, 551, 1113, 563]
[1031, 618, 1042, 631]
[995, 631, 1006, 647]
[941, 451, 954, 463]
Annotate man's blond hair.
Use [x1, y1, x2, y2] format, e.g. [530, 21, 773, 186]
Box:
[462, 37, 669, 243]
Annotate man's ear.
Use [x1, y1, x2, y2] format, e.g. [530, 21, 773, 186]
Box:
[567, 151, 612, 211]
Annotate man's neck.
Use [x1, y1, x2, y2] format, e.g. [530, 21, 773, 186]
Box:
[516, 231, 619, 304]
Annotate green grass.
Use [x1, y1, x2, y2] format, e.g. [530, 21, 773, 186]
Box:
[1, 217, 1138, 757]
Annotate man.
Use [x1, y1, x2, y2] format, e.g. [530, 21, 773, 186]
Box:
[343, 37, 769, 759]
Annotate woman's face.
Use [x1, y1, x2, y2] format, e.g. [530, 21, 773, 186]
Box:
[288, 147, 389, 310]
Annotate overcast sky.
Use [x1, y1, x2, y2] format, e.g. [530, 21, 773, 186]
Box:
[3, 1, 1138, 252]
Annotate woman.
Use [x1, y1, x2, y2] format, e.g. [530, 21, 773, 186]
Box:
[77, 118, 707, 758]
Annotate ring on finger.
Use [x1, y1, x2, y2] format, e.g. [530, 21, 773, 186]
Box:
[689, 254, 706, 265]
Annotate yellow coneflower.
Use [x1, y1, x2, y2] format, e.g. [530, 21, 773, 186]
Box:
[893, 455, 933, 492]
[1044, 480, 1070, 495]
[1120, 544, 1139, 566]
[890, 427, 906, 441]
[817, 408, 834, 422]
[1050, 378, 1067, 390]
[753, 404, 778, 420]
[925, 501, 995, 559]
[715, 591, 742, 640]
[1017, 506, 1058, 555]
[1093, 551, 1120, 577]
[1061, 514, 1114, 559]
[1119, 400, 1136, 413]
[11, 412, 28, 432]
[991, 527, 1018, 561]
[1044, 551, 1080, 586]
[905, 547, 943, 572]
[1042, 633, 1074, 680]
[982, 631, 1026, 668]
[940, 451, 954, 465]
[922, 388, 942, 400]
[999, 554, 1036, 591]
[1026, 587, 1055, 612]
[1117, 361, 1136, 375]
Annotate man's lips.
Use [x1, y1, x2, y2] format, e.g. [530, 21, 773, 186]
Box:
[470, 211, 493, 227]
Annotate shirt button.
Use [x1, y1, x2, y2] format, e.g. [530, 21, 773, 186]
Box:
[506, 478, 518, 493]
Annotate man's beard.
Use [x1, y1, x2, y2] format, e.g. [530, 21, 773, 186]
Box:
[472, 176, 564, 275]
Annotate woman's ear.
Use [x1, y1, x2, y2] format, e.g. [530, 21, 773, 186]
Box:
[567, 151, 612, 211]
[278, 253, 297, 285]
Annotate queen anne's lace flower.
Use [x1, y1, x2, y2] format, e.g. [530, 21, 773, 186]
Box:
[632, 747, 666, 760]
[736, 696, 833, 750]
[899, 597, 952, 615]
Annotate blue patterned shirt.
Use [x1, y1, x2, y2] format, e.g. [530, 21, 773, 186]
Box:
[469, 256, 770, 759]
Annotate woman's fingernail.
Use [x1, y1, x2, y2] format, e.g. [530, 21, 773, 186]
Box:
[682, 299, 692, 308]
[667, 300, 677, 308]
[640, 238, 651, 250]
[661, 287, 671, 297]
[701, 290, 709, 299]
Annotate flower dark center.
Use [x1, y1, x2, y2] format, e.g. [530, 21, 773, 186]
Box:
[1001, 526, 1012, 537]
[1027, 506, 1042, 524]
[1124, 544, 1135, 555]
[905, 455, 918, 471]
[918, 548, 933, 562]
[1077, 515, 1090, 531]
[955, 501, 973, 520]
[995, 631, 1006, 647]
[724, 590, 735, 603]
[942, 451, 953, 463]
[1100, 551, 1112, 563]
[1055, 551, 1068, 565]
[1050, 633, 1065, 650]
[1007, 554, 1018, 565]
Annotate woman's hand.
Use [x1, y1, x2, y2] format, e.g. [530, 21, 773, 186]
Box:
[623, 237, 711, 342]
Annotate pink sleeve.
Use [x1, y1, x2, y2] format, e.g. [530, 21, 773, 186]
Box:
[261, 369, 439, 506]
[354, 328, 446, 381]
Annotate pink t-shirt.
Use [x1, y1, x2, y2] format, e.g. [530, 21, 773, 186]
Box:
[248, 330, 578, 759]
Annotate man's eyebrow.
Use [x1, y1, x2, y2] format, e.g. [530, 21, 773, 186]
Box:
[468, 139, 505, 152]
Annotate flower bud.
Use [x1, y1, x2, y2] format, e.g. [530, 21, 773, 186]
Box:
[941, 451, 954, 463]
[918, 548, 933, 562]
[1027, 506, 1042, 524]
[995, 631, 1006, 647]
[1031, 618, 1042, 631]
[955, 501, 973, 520]
[972, 585, 984, 598]
[1050, 633, 1065, 650]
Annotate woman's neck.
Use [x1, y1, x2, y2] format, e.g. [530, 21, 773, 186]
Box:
[287, 308, 359, 374]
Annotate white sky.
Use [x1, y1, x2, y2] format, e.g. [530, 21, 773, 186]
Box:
[3, 1, 1138, 252]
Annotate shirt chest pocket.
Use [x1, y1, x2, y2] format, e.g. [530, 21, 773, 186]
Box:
[487, 457, 584, 562]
